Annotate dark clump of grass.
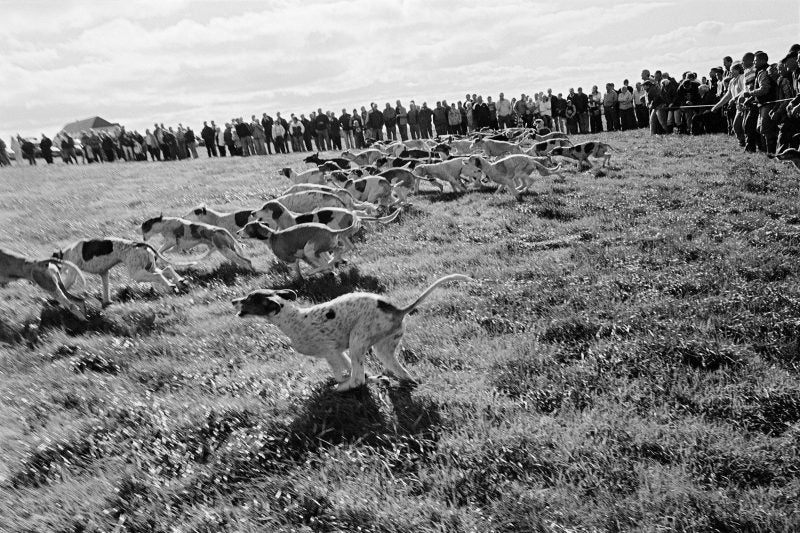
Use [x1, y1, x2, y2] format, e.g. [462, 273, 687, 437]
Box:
[0, 315, 23, 345]
[180, 261, 257, 287]
[276, 265, 386, 302]
[114, 284, 166, 303]
[491, 356, 596, 412]
[649, 336, 746, 371]
[39, 304, 162, 337]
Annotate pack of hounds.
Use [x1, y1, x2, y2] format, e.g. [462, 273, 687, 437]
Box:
[1, 127, 616, 391]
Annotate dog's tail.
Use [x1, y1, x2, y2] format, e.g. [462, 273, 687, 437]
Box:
[360, 208, 401, 224]
[398, 274, 473, 315]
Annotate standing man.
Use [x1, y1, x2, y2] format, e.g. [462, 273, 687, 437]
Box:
[408, 101, 420, 140]
[251, 115, 266, 155]
[574, 88, 590, 133]
[418, 102, 433, 139]
[742, 51, 777, 153]
[496, 92, 512, 129]
[367, 103, 384, 141]
[215, 123, 226, 157]
[383, 103, 397, 141]
[301, 114, 314, 151]
[261, 113, 274, 155]
[39, 134, 53, 164]
[289, 114, 305, 152]
[395, 100, 408, 141]
[339, 108, 353, 149]
[201, 121, 217, 157]
[184, 125, 198, 159]
[314, 108, 330, 151]
[224, 122, 235, 157]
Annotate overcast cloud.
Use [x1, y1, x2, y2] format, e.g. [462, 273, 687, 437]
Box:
[1, 0, 797, 140]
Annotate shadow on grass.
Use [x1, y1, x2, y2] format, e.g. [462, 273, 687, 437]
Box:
[38, 302, 166, 337]
[179, 262, 259, 288]
[416, 190, 469, 203]
[275, 265, 386, 303]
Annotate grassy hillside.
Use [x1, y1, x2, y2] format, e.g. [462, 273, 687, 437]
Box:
[1, 132, 799, 532]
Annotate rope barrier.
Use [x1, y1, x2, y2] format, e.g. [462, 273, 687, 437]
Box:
[673, 98, 794, 110]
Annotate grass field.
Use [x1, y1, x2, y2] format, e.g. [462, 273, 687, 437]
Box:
[1, 132, 800, 532]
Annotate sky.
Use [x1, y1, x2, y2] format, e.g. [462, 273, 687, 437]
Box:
[1, 0, 798, 141]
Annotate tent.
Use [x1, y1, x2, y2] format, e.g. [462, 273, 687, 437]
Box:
[60, 116, 120, 136]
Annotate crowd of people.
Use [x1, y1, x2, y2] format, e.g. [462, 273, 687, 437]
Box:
[3, 43, 799, 167]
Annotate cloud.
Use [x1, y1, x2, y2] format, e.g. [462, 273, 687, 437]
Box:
[0, 0, 797, 140]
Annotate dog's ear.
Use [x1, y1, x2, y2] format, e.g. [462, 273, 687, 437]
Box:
[275, 289, 297, 301]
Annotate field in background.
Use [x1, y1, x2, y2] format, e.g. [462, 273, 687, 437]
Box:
[1, 132, 800, 532]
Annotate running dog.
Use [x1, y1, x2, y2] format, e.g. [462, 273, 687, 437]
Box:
[184, 204, 254, 236]
[232, 274, 472, 391]
[550, 141, 616, 170]
[413, 158, 483, 192]
[141, 215, 255, 271]
[0, 248, 86, 320]
[467, 154, 564, 195]
[278, 167, 326, 185]
[239, 221, 353, 277]
[341, 149, 384, 167]
[53, 238, 186, 306]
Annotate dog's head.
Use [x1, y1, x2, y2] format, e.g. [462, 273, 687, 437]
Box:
[238, 221, 274, 239]
[141, 213, 163, 240]
[184, 204, 207, 220]
[232, 289, 297, 317]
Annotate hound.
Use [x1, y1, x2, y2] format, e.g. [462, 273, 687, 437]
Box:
[184, 204, 254, 236]
[53, 238, 186, 305]
[141, 216, 255, 271]
[232, 274, 472, 391]
[249, 201, 400, 255]
[550, 141, 615, 170]
[239, 221, 353, 277]
[397, 148, 433, 159]
[379, 167, 443, 199]
[522, 138, 572, 157]
[402, 138, 435, 150]
[445, 137, 476, 155]
[467, 154, 564, 195]
[470, 138, 523, 157]
[276, 181, 378, 215]
[278, 167, 326, 185]
[341, 149, 384, 167]
[413, 158, 483, 193]
[304, 152, 353, 169]
[0, 248, 86, 320]
[777, 148, 800, 171]
[342, 176, 396, 206]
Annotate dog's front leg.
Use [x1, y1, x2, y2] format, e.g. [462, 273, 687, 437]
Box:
[337, 336, 369, 391]
[326, 352, 352, 384]
[100, 271, 112, 306]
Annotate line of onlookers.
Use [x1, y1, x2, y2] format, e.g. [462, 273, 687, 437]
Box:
[3, 43, 798, 166]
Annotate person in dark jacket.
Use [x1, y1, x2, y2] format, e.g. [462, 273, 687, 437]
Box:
[301, 114, 314, 151]
[101, 133, 117, 162]
[408, 102, 420, 139]
[418, 102, 433, 138]
[367, 103, 384, 142]
[473, 96, 490, 129]
[201, 121, 216, 157]
[433, 101, 448, 137]
[20, 136, 36, 165]
[339, 109, 353, 149]
[40, 134, 53, 164]
[351, 109, 365, 148]
[382, 103, 397, 140]
[313, 108, 330, 151]
[261, 113, 274, 155]
[742, 51, 777, 153]
[328, 112, 342, 150]
[223, 123, 235, 157]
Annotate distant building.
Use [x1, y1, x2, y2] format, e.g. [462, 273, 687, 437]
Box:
[60, 116, 120, 137]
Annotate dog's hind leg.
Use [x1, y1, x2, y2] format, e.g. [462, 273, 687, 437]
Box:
[129, 266, 175, 292]
[326, 352, 352, 384]
[337, 336, 370, 391]
[100, 271, 112, 306]
[373, 329, 416, 384]
[220, 248, 255, 272]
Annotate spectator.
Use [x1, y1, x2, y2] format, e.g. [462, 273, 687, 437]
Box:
[40, 134, 53, 164]
[433, 101, 448, 137]
[742, 51, 777, 153]
[661, 74, 678, 133]
[419, 102, 433, 138]
[289, 115, 305, 152]
[314, 108, 330, 151]
[487, 96, 498, 129]
[20, 136, 36, 165]
[272, 119, 286, 153]
[618, 85, 636, 131]
[540, 91, 553, 129]
[0, 137, 10, 166]
[448, 103, 462, 134]
[224, 122, 235, 157]
[383, 103, 397, 141]
[10, 135, 21, 163]
[473, 96, 490, 129]
[574, 88, 590, 133]
[101, 133, 117, 162]
[644, 79, 668, 135]
[367, 103, 384, 141]
[408, 101, 420, 140]
[145, 129, 159, 161]
[396, 100, 409, 140]
[261, 113, 274, 155]
[351, 109, 365, 148]
[250, 116, 266, 155]
[184, 126, 198, 158]
[554, 93, 567, 133]
[565, 98, 578, 134]
[775, 56, 798, 153]
[496, 92, 512, 129]
[339, 108, 353, 149]
[514, 94, 527, 127]
[633, 82, 648, 128]
[301, 114, 314, 151]
[277, 113, 290, 152]
[603, 83, 619, 131]
[201, 121, 216, 157]
[328, 111, 342, 150]
[458, 101, 468, 134]
[589, 86, 603, 133]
